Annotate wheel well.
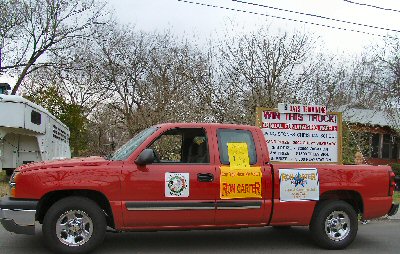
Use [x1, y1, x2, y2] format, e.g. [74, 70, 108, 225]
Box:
[319, 190, 364, 214]
[36, 190, 115, 228]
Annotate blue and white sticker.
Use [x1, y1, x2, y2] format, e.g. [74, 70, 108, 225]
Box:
[279, 168, 319, 201]
[165, 173, 190, 197]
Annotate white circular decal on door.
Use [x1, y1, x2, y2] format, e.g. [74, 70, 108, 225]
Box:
[165, 173, 189, 197]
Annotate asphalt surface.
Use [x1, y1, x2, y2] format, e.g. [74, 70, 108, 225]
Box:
[0, 220, 399, 253]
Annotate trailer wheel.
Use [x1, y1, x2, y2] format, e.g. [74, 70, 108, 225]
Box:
[310, 200, 358, 250]
[43, 196, 106, 254]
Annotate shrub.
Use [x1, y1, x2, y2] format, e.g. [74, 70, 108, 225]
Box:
[392, 163, 400, 176]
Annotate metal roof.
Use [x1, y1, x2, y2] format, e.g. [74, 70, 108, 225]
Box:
[0, 94, 69, 130]
[338, 106, 399, 129]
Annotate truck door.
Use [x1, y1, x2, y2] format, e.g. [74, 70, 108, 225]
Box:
[122, 127, 217, 228]
[214, 128, 273, 225]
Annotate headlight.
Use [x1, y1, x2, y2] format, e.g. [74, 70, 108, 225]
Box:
[9, 171, 19, 197]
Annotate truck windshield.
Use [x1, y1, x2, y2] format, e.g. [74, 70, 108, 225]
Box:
[110, 126, 158, 161]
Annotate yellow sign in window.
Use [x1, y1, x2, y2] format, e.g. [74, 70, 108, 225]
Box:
[220, 142, 262, 199]
[227, 143, 250, 169]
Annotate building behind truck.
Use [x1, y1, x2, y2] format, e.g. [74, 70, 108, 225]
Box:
[0, 87, 71, 175]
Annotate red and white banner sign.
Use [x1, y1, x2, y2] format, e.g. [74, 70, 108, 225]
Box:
[257, 107, 342, 164]
[278, 103, 327, 115]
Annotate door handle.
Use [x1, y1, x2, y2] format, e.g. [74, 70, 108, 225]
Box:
[197, 173, 214, 182]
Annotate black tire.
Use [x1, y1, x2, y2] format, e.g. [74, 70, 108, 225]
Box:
[310, 200, 358, 250]
[43, 196, 106, 254]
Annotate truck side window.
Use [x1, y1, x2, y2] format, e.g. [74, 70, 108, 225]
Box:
[151, 133, 183, 162]
[149, 128, 209, 164]
[217, 129, 257, 165]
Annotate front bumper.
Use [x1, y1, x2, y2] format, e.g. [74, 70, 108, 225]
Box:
[0, 197, 38, 235]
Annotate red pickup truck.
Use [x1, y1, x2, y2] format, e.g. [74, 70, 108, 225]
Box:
[1, 123, 398, 253]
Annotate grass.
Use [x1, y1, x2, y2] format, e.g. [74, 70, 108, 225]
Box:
[0, 170, 8, 181]
[0, 182, 8, 197]
[394, 191, 400, 205]
[0, 170, 9, 197]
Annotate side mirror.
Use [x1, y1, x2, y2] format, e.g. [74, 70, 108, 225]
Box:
[135, 149, 155, 165]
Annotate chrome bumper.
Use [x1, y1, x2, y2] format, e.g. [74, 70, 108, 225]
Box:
[0, 197, 37, 235]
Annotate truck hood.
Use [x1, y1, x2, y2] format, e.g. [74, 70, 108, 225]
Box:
[17, 156, 109, 173]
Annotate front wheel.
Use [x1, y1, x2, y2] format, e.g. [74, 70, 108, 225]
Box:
[43, 196, 106, 254]
[310, 200, 358, 250]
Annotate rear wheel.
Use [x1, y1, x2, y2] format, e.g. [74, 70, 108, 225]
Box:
[310, 200, 358, 250]
[43, 196, 106, 254]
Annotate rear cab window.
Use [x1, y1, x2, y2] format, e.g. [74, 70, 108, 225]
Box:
[217, 129, 257, 165]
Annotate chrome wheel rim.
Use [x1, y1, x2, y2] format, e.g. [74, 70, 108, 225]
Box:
[56, 210, 93, 246]
[324, 210, 350, 241]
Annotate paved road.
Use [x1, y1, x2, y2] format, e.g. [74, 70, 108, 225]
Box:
[0, 220, 399, 253]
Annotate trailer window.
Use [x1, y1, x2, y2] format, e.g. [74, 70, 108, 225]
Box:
[31, 110, 41, 125]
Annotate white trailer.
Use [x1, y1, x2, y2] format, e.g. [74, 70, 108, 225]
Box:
[0, 95, 71, 175]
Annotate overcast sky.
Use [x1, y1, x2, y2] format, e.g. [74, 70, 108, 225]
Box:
[2, 0, 400, 88]
[108, 0, 400, 53]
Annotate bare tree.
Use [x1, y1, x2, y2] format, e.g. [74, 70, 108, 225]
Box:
[302, 52, 381, 110]
[84, 104, 126, 156]
[378, 37, 400, 102]
[0, 1, 25, 48]
[47, 37, 108, 114]
[93, 22, 149, 136]
[375, 37, 400, 132]
[91, 25, 215, 137]
[0, 0, 108, 94]
[21, 35, 107, 116]
[136, 33, 211, 125]
[214, 28, 315, 124]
